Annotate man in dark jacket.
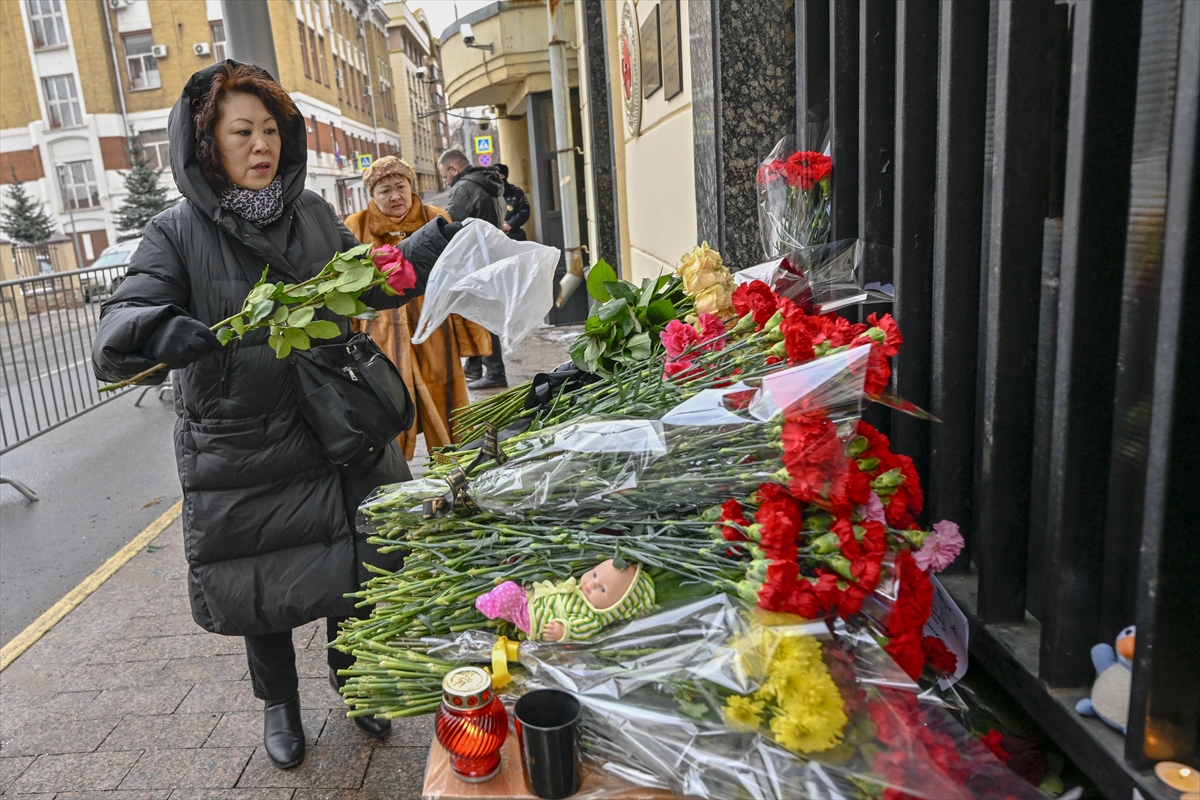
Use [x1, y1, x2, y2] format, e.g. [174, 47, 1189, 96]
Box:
[438, 149, 508, 389]
[438, 149, 506, 227]
[496, 163, 530, 241]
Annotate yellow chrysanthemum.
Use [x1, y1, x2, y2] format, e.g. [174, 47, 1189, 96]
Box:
[722, 694, 765, 732]
[750, 632, 849, 754]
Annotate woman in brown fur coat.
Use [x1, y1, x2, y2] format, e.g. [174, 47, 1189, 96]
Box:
[345, 156, 491, 458]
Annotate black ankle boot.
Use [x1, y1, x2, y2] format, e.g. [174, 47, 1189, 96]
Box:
[263, 694, 305, 768]
[330, 666, 392, 739]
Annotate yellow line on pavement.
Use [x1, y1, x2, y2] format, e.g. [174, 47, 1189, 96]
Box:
[0, 499, 183, 672]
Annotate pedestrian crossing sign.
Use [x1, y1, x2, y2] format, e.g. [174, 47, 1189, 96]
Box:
[358, 154, 372, 170]
[473, 135, 493, 155]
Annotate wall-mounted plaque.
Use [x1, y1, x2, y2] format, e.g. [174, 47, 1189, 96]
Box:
[618, 0, 641, 136]
[660, 0, 683, 100]
[641, 4, 662, 99]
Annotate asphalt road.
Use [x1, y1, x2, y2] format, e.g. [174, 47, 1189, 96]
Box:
[0, 385, 181, 647]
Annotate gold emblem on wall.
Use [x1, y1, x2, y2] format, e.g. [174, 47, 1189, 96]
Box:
[618, 0, 642, 137]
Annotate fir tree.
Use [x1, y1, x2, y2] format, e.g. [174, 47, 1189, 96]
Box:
[0, 166, 56, 245]
[113, 133, 173, 240]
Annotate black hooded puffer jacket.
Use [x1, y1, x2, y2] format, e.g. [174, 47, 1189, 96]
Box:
[92, 61, 449, 636]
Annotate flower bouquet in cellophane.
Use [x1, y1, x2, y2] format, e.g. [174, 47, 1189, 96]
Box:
[757, 113, 833, 259]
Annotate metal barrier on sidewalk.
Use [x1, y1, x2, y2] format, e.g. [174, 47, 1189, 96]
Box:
[0, 260, 154, 500]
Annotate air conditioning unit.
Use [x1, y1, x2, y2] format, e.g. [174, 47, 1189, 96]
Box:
[193, 42, 211, 56]
[151, 44, 168, 58]
[108, 0, 129, 9]
[335, 68, 344, 88]
[362, 85, 371, 97]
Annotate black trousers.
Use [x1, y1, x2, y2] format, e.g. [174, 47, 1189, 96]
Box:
[244, 615, 360, 703]
[465, 333, 506, 380]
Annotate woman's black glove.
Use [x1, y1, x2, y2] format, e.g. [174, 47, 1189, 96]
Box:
[442, 220, 465, 240]
[144, 315, 221, 368]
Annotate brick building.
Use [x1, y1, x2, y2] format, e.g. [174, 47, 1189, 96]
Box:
[382, 1, 447, 195]
[0, 0, 402, 264]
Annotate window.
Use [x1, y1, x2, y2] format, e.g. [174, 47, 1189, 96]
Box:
[27, 0, 67, 48]
[299, 22, 310, 78]
[124, 33, 161, 90]
[42, 75, 82, 129]
[436, 120, 445, 137]
[318, 36, 329, 86]
[312, 116, 320, 155]
[211, 22, 226, 62]
[139, 129, 170, 170]
[309, 28, 321, 83]
[56, 161, 100, 210]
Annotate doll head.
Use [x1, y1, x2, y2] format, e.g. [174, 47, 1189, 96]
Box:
[580, 559, 654, 612]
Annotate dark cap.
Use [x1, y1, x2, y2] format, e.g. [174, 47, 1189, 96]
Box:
[495, 163, 509, 178]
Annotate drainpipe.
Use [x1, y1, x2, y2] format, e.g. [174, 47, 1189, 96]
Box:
[547, 0, 584, 306]
[101, 4, 131, 138]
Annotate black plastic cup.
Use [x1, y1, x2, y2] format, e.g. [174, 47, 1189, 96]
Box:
[513, 690, 583, 799]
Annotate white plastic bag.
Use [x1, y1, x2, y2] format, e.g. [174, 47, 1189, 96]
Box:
[410, 219, 561, 354]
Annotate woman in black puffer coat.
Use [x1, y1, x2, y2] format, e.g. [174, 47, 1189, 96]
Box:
[92, 62, 450, 768]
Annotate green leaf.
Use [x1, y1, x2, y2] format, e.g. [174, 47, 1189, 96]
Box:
[325, 291, 356, 316]
[597, 297, 629, 324]
[247, 283, 275, 304]
[583, 336, 606, 373]
[586, 260, 618, 302]
[336, 266, 377, 289]
[646, 298, 677, 326]
[272, 306, 289, 324]
[215, 327, 235, 345]
[626, 331, 652, 361]
[317, 279, 341, 294]
[304, 320, 341, 339]
[283, 327, 311, 350]
[584, 315, 608, 334]
[339, 243, 372, 259]
[638, 277, 657, 307]
[230, 316, 246, 335]
[568, 336, 589, 370]
[288, 306, 315, 327]
[606, 281, 638, 304]
[248, 298, 275, 325]
[268, 333, 292, 359]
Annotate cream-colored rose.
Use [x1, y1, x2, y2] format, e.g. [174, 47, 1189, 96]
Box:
[694, 283, 733, 318]
[681, 263, 722, 294]
[677, 242, 725, 280]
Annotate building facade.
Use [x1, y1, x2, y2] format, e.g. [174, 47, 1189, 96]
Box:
[0, 0, 402, 264]
[382, 1, 442, 194]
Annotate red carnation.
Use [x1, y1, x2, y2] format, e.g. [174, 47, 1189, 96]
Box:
[922, 635, 958, 675]
[886, 628, 925, 680]
[784, 150, 833, 191]
[757, 496, 803, 560]
[980, 730, 1011, 764]
[866, 312, 903, 358]
[731, 280, 779, 329]
[719, 499, 748, 542]
[758, 559, 800, 612]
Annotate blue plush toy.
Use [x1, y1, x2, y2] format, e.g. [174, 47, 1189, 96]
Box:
[1075, 625, 1136, 733]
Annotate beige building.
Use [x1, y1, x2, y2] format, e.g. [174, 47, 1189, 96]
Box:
[382, 1, 443, 194]
[0, 0, 402, 263]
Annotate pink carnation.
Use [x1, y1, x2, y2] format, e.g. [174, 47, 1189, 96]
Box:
[695, 313, 728, 351]
[857, 492, 886, 524]
[660, 319, 700, 360]
[913, 520, 964, 573]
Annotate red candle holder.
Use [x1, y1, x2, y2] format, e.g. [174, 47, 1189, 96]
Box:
[435, 666, 509, 782]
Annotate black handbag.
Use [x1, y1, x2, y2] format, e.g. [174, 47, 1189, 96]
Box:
[290, 332, 414, 465]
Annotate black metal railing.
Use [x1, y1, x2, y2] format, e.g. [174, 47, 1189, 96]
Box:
[0, 265, 140, 500]
[797, 0, 1198, 795]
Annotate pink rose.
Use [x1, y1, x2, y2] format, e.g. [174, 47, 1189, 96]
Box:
[373, 245, 416, 294]
[913, 520, 964, 573]
[660, 319, 699, 360]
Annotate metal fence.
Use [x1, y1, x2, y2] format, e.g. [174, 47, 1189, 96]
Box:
[0, 262, 140, 500]
[794, 0, 1199, 794]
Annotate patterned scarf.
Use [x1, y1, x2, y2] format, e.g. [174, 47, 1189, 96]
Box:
[220, 175, 284, 226]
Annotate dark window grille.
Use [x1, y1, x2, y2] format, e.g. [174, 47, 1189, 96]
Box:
[793, 0, 1200, 792]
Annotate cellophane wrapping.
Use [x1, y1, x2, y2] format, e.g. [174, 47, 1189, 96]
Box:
[419, 595, 1039, 800]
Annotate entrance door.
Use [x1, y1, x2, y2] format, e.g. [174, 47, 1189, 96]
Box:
[528, 90, 590, 326]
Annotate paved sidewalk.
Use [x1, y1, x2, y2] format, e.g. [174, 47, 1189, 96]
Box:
[0, 325, 582, 798]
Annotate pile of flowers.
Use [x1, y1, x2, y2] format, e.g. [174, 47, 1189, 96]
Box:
[332, 253, 1037, 800]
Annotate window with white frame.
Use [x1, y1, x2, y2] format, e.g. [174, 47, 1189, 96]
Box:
[27, 0, 67, 49]
[56, 161, 100, 210]
[42, 75, 82, 129]
[140, 129, 170, 170]
[211, 22, 227, 62]
[123, 33, 161, 90]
